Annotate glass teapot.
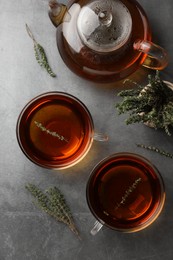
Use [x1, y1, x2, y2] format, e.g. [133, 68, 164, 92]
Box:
[48, 0, 168, 83]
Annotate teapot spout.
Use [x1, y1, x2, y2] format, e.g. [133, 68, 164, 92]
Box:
[48, 0, 67, 27]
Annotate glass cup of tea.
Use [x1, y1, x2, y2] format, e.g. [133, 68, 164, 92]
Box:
[16, 92, 108, 169]
[86, 153, 165, 234]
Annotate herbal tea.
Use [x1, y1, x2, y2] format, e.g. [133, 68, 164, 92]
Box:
[16, 92, 94, 169]
[87, 153, 165, 232]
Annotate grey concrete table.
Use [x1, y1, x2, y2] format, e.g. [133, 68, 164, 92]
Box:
[0, 0, 173, 259]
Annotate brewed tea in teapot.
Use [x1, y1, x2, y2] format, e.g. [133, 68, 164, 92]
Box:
[49, 0, 168, 83]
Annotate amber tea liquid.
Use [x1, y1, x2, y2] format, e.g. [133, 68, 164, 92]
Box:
[87, 153, 165, 232]
[16, 92, 94, 169]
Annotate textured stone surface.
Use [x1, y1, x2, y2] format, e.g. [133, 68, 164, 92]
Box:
[0, 0, 173, 259]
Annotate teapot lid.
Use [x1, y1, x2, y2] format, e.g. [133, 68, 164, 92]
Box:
[77, 0, 132, 53]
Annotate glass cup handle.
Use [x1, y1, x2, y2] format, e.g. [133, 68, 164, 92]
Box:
[93, 132, 108, 142]
[133, 40, 168, 70]
[90, 221, 103, 235]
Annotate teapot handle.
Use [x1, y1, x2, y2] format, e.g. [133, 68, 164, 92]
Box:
[133, 40, 168, 70]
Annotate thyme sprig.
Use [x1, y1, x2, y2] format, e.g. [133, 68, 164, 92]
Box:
[34, 121, 68, 142]
[26, 24, 56, 77]
[137, 143, 173, 159]
[116, 71, 173, 135]
[25, 183, 80, 239]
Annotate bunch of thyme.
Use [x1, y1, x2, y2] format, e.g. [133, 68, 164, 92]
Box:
[116, 71, 173, 135]
[26, 24, 56, 77]
[25, 184, 80, 239]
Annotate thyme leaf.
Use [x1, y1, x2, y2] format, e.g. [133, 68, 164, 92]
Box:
[26, 24, 56, 77]
[25, 183, 80, 239]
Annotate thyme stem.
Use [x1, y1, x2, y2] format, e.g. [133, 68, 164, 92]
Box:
[26, 23, 37, 44]
[136, 143, 173, 159]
